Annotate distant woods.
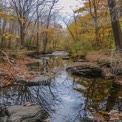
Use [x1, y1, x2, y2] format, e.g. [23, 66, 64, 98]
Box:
[0, 0, 65, 53]
[0, 0, 122, 54]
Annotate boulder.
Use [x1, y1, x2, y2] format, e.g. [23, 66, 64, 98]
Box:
[66, 64, 102, 78]
[0, 105, 49, 122]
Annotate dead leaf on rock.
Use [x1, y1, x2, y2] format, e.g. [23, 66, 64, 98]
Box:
[23, 102, 36, 106]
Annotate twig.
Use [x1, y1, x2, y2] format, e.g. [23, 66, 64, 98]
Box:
[0, 50, 13, 65]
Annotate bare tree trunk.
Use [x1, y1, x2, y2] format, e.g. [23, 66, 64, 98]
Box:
[36, 1, 40, 53]
[107, 0, 122, 49]
[94, 17, 101, 47]
[43, 0, 58, 53]
[20, 23, 25, 46]
[120, 0, 122, 17]
[88, 0, 101, 47]
[43, 37, 48, 53]
[36, 33, 39, 51]
[1, 18, 7, 49]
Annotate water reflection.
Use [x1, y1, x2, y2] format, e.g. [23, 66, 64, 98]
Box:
[74, 77, 122, 120]
[0, 85, 57, 112]
[0, 72, 83, 122]
[106, 81, 122, 111]
[0, 72, 122, 121]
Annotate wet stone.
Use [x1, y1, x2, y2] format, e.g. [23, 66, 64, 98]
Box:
[16, 75, 52, 86]
[66, 64, 102, 78]
[0, 105, 49, 122]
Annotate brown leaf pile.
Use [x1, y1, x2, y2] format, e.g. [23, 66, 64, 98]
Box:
[0, 56, 39, 87]
[93, 111, 122, 122]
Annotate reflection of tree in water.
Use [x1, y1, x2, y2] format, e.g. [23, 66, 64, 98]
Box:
[0, 84, 61, 112]
[27, 56, 69, 77]
[16, 85, 34, 104]
[106, 81, 122, 111]
[30, 85, 62, 112]
[74, 77, 122, 120]
[0, 55, 72, 120]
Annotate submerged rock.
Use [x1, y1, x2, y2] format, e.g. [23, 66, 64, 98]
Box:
[66, 64, 102, 78]
[0, 105, 49, 122]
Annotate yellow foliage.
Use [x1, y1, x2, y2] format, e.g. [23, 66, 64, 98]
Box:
[18, 18, 25, 23]
[0, 11, 17, 21]
[70, 0, 112, 48]
[0, 12, 5, 18]
[79, 14, 92, 23]
[41, 28, 56, 40]
[0, 7, 17, 21]
[1, 32, 19, 40]
[68, 0, 114, 49]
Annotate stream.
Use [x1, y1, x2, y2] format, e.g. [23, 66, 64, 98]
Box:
[0, 51, 122, 122]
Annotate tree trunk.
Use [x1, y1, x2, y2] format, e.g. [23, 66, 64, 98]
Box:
[107, 0, 122, 49]
[94, 17, 101, 47]
[20, 24, 25, 46]
[120, 0, 122, 17]
[36, 31, 40, 52]
[89, 0, 101, 47]
[36, 6, 40, 53]
[43, 36, 48, 53]
[8, 38, 12, 48]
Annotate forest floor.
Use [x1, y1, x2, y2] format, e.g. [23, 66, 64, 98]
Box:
[0, 50, 39, 87]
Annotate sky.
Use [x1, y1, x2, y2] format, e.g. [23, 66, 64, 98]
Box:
[57, 0, 82, 16]
[56, 0, 83, 28]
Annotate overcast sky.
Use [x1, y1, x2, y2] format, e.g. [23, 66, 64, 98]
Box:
[57, 0, 82, 16]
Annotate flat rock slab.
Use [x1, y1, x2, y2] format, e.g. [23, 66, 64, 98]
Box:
[66, 63, 102, 78]
[16, 75, 52, 86]
[0, 105, 49, 122]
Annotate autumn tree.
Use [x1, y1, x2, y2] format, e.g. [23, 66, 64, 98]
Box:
[63, 12, 83, 53]
[10, 0, 46, 46]
[76, 0, 111, 47]
[65, 0, 112, 54]
[0, 0, 8, 48]
[42, 0, 59, 53]
[51, 23, 63, 50]
[34, 0, 46, 52]
[63, 12, 80, 43]
[0, 0, 19, 49]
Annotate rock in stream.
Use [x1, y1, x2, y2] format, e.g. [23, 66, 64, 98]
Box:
[0, 105, 49, 122]
[66, 63, 102, 78]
